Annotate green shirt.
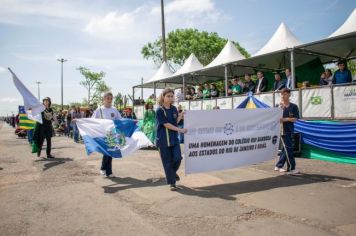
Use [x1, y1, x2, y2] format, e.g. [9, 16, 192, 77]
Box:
[231, 84, 242, 94]
[202, 89, 211, 99]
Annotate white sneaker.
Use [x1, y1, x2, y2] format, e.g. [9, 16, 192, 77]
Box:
[279, 168, 287, 173]
[290, 170, 301, 175]
[106, 174, 116, 178]
[100, 170, 106, 175]
[274, 167, 280, 171]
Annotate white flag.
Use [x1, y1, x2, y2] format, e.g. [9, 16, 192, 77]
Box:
[8, 68, 45, 123]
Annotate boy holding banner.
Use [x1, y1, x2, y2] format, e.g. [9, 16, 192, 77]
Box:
[156, 88, 187, 191]
[275, 88, 300, 174]
[91, 92, 122, 178]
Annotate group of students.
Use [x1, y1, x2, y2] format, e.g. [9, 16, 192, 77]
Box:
[9, 87, 300, 191]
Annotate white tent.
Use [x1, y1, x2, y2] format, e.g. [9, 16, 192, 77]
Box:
[146, 61, 173, 83]
[329, 8, 356, 38]
[254, 22, 301, 56]
[204, 40, 245, 68]
[171, 53, 203, 77]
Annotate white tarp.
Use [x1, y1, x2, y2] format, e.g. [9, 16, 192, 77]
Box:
[205, 40, 245, 68]
[184, 108, 282, 174]
[217, 98, 233, 109]
[189, 100, 202, 110]
[233, 95, 248, 108]
[254, 22, 301, 56]
[333, 85, 356, 118]
[178, 101, 190, 111]
[301, 87, 332, 118]
[202, 99, 216, 110]
[329, 8, 356, 38]
[254, 93, 274, 107]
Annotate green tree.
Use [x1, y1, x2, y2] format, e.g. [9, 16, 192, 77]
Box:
[91, 81, 111, 105]
[141, 28, 250, 68]
[77, 67, 106, 105]
[114, 92, 123, 109]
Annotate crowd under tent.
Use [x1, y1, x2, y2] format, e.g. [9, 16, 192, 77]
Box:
[133, 8, 356, 101]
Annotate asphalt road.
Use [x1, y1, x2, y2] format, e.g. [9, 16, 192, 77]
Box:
[1, 121, 355, 236]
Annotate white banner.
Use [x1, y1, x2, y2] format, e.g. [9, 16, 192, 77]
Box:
[190, 100, 202, 110]
[216, 98, 233, 109]
[274, 90, 300, 107]
[233, 95, 247, 108]
[333, 85, 356, 118]
[134, 106, 144, 120]
[184, 108, 282, 174]
[178, 101, 190, 111]
[202, 99, 216, 110]
[302, 87, 331, 118]
[254, 93, 274, 107]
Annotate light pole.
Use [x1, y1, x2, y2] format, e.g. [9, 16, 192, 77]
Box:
[161, 0, 167, 62]
[57, 58, 67, 110]
[35, 81, 41, 100]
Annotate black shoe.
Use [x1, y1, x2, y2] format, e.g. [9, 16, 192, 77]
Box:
[170, 184, 178, 191]
[47, 154, 55, 159]
[175, 174, 180, 181]
[37, 151, 41, 158]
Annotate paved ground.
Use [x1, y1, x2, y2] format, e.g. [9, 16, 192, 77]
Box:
[1, 121, 356, 236]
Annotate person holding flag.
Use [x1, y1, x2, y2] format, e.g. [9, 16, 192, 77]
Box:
[156, 88, 187, 191]
[33, 97, 55, 158]
[91, 92, 122, 178]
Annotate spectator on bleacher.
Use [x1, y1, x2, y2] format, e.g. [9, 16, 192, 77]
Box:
[244, 74, 256, 93]
[202, 83, 211, 99]
[227, 80, 233, 96]
[185, 87, 196, 100]
[210, 83, 220, 98]
[255, 71, 268, 94]
[273, 72, 287, 91]
[175, 88, 184, 102]
[194, 85, 203, 100]
[302, 81, 311, 88]
[231, 77, 242, 95]
[325, 69, 333, 85]
[333, 60, 352, 84]
[285, 68, 293, 89]
[319, 72, 329, 86]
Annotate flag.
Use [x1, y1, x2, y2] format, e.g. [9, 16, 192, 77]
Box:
[76, 118, 153, 158]
[18, 106, 36, 130]
[9, 68, 45, 123]
[236, 92, 270, 109]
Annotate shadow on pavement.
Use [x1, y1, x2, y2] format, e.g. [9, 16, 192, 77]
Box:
[34, 157, 73, 171]
[103, 177, 167, 193]
[177, 173, 354, 201]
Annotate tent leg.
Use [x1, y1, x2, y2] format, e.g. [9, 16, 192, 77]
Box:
[224, 65, 228, 96]
[290, 49, 296, 89]
[141, 77, 143, 101]
[182, 75, 185, 100]
[132, 87, 135, 111]
[153, 82, 156, 103]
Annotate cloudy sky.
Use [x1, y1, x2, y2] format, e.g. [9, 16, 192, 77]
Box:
[0, 0, 355, 115]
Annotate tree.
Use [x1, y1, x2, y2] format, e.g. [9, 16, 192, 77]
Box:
[114, 92, 123, 109]
[141, 28, 250, 69]
[77, 67, 106, 105]
[91, 81, 111, 105]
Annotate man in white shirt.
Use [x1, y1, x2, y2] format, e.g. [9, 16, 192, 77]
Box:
[285, 68, 292, 89]
[92, 92, 122, 178]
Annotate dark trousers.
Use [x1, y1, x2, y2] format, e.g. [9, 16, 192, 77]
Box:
[158, 144, 182, 185]
[276, 134, 296, 170]
[101, 155, 113, 176]
[38, 134, 52, 156]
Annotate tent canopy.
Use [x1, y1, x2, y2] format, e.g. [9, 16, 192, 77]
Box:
[329, 8, 356, 38]
[254, 22, 301, 56]
[171, 53, 203, 77]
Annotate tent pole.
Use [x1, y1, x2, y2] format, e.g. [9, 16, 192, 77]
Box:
[224, 65, 228, 96]
[141, 77, 143, 101]
[182, 75, 185, 100]
[132, 87, 135, 111]
[290, 49, 296, 89]
[153, 82, 156, 104]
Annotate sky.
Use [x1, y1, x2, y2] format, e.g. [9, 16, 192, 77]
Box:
[0, 0, 355, 116]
